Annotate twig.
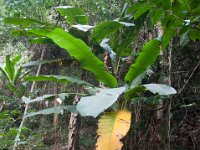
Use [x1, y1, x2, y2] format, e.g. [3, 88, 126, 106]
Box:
[13, 46, 46, 150]
[178, 60, 200, 94]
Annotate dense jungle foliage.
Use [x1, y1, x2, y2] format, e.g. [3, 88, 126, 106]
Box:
[0, 0, 200, 150]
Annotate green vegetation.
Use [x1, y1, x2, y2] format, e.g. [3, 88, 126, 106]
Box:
[0, 0, 200, 149]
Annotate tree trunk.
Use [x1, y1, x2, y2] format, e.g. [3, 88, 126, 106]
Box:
[67, 95, 81, 150]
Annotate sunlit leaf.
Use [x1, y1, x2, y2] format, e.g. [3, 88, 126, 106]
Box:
[96, 110, 131, 150]
[143, 84, 177, 95]
[77, 86, 125, 117]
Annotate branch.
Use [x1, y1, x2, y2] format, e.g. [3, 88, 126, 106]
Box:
[178, 60, 200, 94]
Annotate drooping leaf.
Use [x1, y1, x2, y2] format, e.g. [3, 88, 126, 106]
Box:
[96, 109, 131, 150]
[92, 21, 123, 43]
[55, 6, 89, 25]
[24, 75, 92, 87]
[76, 86, 125, 117]
[125, 39, 161, 85]
[47, 28, 117, 87]
[143, 84, 177, 95]
[25, 106, 76, 118]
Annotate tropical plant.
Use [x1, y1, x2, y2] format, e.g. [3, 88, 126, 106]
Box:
[5, 0, 200, 148]
[0, 54, 25, 97]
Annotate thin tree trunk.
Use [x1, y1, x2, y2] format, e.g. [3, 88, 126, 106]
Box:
[13, 45, 46, 150]
[67, 74, 85, 150]
[53, 83, 59, 127]
[67, 95, 81, 150]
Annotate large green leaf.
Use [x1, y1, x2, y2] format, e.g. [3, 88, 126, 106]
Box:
[125, 39, 160, 85]
[24, 75, 92, 87]
[55, 6, 88, 25]
[76, 86, 125, 117]
[47, 28, 117, 87]
[143, 84, 177, 95]
[92, 21, 123, 43]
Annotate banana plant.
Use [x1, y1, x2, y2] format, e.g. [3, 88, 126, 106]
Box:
[3, 4, 181, 149]
[76, 38, 176, 149]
